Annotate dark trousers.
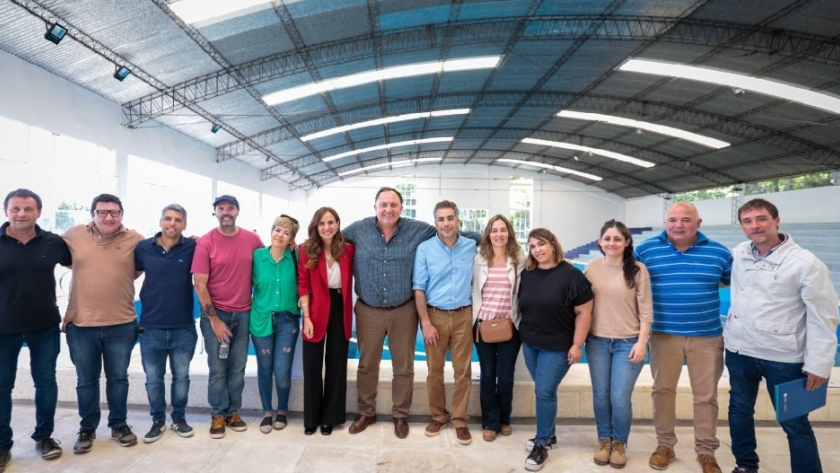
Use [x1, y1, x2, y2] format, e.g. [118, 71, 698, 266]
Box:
[303, 289, 349, 429]
[474, 321, 521, 432]
[0, 325, 60, 451]
[726, 349, 823, 473]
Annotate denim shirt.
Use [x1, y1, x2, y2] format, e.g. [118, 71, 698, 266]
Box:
[343, 216, 436, 308]
[724, 235, 839, 378]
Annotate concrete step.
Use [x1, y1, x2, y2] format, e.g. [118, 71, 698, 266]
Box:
[11, 338, 840, 422]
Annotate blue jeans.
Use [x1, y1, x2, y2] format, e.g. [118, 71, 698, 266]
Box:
[586, 335, 644, 444]
[66, 321, 138, 430]
[726, 350, 823, 473]
[200, 310, 250, 417]
[139, 325, 197, 422]
[0, 325, 61, 450]
[523, 342, 571, 447]
[250, 311, 300, 413]
[474, 323, 521, 432]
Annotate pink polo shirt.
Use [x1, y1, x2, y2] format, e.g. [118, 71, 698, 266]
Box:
[191, 227, 263, 312]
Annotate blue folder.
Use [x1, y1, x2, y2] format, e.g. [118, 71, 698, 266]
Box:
[774, 378, 828, 423]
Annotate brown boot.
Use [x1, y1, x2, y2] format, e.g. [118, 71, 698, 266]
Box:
[609, 440, 626, 469]
[594, 438, 612, 465]
[697, 454, 722, 473]
[648, 446, 675, 470]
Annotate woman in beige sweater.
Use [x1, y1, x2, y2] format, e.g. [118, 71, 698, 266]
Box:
[583, 220, 653, 469]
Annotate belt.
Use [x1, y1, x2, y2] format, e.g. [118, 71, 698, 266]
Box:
[362, 297, 412, 310]
[329, 288, 342, 294]
[427, 304, 471, 313]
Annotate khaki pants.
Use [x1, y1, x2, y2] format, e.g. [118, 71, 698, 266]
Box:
[425, 306, 473, 428]
[650, 332, 724, 456]
[354, 299, 419, 418]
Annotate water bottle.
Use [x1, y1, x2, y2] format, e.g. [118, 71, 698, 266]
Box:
[219, 340, 230, 359]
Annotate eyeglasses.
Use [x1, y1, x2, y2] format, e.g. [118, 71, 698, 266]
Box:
[280, 214, 298, 225]
[94, 210, 122, 218]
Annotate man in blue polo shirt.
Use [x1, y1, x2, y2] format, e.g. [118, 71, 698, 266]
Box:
[134, 204, 198, 444]
[413, 200, 477, 446]
[634, 202, 732, 473]
[0, 189, 71, 470]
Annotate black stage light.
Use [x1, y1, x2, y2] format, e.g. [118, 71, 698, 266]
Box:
[44, 22, 67, 45]
[211, 124, 222, 133]
[113, 66, 131, 81]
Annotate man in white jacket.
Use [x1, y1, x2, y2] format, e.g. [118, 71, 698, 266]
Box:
[724, 198, 838, 473]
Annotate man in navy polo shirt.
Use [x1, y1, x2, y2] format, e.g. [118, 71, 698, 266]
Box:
[0, 189, 71, 470]
[134, 204, 198, 444]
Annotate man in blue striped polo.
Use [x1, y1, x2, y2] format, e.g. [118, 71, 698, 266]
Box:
[634, 202, 732, 473]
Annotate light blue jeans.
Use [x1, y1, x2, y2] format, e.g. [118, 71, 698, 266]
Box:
[250, 311, 300, 413]
[586, 335, 645, 444]
[523, 342, 571, 447]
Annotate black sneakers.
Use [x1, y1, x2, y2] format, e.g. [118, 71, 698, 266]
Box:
[525, 444, 549, 471]
[35, 438, 62, 459]
[171, 418, 194, 438]
[144, 420, 166, 444]
[73, 430, 96, 454]
[111, 425, 138, 447]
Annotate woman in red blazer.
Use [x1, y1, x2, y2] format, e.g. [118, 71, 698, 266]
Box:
[297, 207, 354, 435]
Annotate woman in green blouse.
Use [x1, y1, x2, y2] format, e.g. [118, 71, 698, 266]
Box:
[250, 215, 300, 433]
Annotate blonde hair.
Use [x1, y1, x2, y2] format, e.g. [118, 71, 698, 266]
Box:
[272, 216, 299, 238]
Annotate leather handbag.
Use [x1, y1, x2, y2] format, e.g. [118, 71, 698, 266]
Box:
[477, 318, 514, 343]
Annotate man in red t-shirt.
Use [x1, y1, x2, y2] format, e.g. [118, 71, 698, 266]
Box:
[191, 195, 263, 439]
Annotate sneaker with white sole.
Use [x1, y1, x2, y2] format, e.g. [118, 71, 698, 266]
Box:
[171, 418, 194, 438]
[35, 438, 62, 459]
[144, 420, 166, 444]
[259, 416, 272, 434]
[525, 444, 549, 471]
[225, 412, 247, 432]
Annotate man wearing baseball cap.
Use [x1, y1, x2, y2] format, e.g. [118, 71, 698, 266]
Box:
[191, 195, 263, 438]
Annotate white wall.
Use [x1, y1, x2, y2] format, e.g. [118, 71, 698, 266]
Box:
[305, 164, 624, 250]
[0, 49, 291, 240]
[625, 195, 665, 229]
[626, 185, 840, 231]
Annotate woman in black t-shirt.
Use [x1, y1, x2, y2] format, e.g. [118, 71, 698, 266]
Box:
[518, 228, 593, 472]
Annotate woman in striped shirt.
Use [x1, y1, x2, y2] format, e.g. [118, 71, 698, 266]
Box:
[471, 215, 526, 442]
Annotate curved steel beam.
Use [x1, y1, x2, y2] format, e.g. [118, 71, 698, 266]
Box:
[122, 16, 840, 126]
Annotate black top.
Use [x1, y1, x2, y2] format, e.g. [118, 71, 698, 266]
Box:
[0, 223, 72, 334]
[135, 233, 197, 329]
[518, 261, 593, 351]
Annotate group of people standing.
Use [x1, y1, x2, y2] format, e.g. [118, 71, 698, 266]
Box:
[0, 186, 837, 473]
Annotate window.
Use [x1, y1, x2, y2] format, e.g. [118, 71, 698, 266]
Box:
[509, 175, 533, 246]
[459, 209, 488, 233]
[0, 115, 116, 233]
[395, 174, 417, 219]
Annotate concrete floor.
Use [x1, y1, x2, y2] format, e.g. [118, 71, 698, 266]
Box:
[3, 403, 839, 472]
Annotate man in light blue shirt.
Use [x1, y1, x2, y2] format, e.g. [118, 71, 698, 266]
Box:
[413, 200, 477, 446]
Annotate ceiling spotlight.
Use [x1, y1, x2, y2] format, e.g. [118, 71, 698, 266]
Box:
[573, 155, 579, 161]
[113, 66, 131, 82]
[44, 22, 67, 45]
[211, 124, 222, 133]
[540, 169, 547, 174]
[635, 128, 644, 136]
[731, 87, 745, 96]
